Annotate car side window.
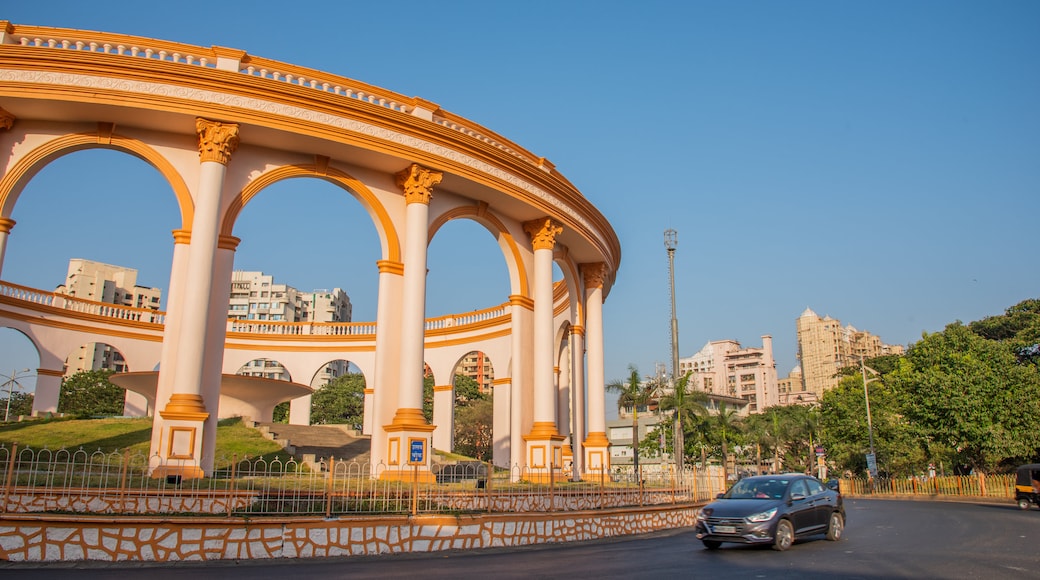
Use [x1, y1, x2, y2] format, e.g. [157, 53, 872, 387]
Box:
[789, 479, 808, 498]
[805, 478, 825, 495]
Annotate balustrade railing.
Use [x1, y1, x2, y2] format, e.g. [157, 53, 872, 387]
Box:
[0, 279, 516, 337]
[2, 22, 542, 168]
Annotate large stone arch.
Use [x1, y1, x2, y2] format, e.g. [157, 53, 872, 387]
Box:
[428, 202, 530, 300]
[0, 127, 193, 228]
[220, 161, 401, 263]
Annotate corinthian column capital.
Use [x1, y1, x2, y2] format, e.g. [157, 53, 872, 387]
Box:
[581, 262, 608, 289]
[0, 107, 14, 131]
[523, 218, 564, 251]
[395, 163, 442, 204]
[195, 118, 240, 164]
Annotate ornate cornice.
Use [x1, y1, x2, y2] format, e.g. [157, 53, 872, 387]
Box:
[394, 163, 442, 205]
[195, 117, 239, 164]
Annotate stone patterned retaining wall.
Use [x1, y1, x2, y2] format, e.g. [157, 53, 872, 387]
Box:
[0, 505, 697, 562]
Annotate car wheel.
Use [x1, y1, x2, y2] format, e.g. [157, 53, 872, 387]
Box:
[702, 540, 721, 550]
[1018, 498, 1031, 510]
[826, 512, 844, 541]
[772, 519, 794, 551]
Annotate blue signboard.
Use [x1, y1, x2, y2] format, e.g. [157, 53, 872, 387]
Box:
[409, 439, 425, 463]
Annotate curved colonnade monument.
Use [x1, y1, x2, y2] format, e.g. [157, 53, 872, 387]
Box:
[0, 22, 621, 484]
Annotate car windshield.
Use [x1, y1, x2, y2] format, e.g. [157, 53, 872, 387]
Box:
[726, 478, 789, 499]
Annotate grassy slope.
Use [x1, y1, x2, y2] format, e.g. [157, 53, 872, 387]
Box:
[0, 416, 290, 461]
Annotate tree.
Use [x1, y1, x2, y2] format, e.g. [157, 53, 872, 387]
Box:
[454, 397, 493, 460]
[607, 364, 655, 479]
[888, 323, 1040, 472]
[2, 391, 34, 420]
[657, 371, 706, 468]
[704, 402, 742, 482]
[820, 372, 925, 477]
[310, 372, 366, 427]
[57, 370, 125, 417]
[453, 374, 485, 406]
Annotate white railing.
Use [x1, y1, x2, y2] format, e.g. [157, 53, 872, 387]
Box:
[0, 279, 522, 337]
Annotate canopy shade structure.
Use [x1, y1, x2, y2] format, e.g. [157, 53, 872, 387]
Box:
[110, 371, 313, 424]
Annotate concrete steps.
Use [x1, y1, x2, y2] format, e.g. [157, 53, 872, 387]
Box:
[254, 422, 371, 469]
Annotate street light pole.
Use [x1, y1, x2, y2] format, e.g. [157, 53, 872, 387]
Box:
[861, 356, 878, 479]
[2, 368, 33, 422]
[664, 229, 681, 472]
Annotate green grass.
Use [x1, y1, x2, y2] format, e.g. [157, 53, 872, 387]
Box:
[0, 416, 291, 461]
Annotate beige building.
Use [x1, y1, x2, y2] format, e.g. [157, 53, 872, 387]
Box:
[229, 271, 352, 384]
[456, 351, 494, 394]
[795, 307, 905, 400]
[678, 336, 779, 415]
[57, 259, 162, 375]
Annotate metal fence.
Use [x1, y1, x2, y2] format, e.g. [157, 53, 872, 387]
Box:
[0, 445, 729, 517]
[838, 473, 1018, 502]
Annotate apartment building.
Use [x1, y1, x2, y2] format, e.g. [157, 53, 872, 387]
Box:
[678, 336, 779, 414]
[56, 259, 162, 375]
[795, 307, 905, 400]
[457, 351, 494, 394]
[229, 271, 352, 384]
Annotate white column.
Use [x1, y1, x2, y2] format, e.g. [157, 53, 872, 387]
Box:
[570, 325, 586, 480]
[382, 163, 441, 481]
[508, 295, 531, 471]
[521, 218, 566, 481]
[582, 262, 610, 476]
[368, 260, 403, 469]
[150, 118, 238, 480]
[0, 217, 13, 275]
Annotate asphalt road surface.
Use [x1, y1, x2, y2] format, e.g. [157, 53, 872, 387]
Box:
[3, 499, 1038, 579]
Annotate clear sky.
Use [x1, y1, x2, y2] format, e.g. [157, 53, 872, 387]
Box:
[1, 1, 1038, 404]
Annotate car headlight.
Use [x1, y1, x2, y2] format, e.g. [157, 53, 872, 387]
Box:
[696, 508, 712, 521]
[746, 507, 778, 523]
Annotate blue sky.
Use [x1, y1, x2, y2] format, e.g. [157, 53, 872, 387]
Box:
[1, 1, 1038, 401]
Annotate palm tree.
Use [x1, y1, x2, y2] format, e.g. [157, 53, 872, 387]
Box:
[607, 364, 655, 481]
[657, 371, 707, 471]
[708, 402, 742, 483]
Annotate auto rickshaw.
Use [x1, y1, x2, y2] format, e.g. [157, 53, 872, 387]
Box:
[1014, 463, 1040, 510]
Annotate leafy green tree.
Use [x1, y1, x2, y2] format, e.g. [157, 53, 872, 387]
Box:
[310, 372, 366, 426]
[423, 374, 434, 423]
[607, 364, 655, 478]
[888, 323, 1040, 472]
[272, 401, 289, 423]
[2, 391, 34, 420]
[453, 374, 486, 406]
[57, 370, 125, 417]
[453, 396, 493, 460]
[820, 372, 925, 477]
[968, 298, 1040, 348]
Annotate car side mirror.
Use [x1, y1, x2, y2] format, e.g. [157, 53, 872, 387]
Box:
[790, 492, 806, 501]
[716, 493, 725, 499]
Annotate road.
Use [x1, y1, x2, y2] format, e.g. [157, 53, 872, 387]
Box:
[2, 499, 1038, 579]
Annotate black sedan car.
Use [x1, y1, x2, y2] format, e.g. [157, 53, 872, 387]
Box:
[694, 473, 845, 551]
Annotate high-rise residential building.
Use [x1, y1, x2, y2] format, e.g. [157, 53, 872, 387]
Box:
[229, 271, 352, 384]
[777, 366, 817, 405]
[457, 351, 494, 394]
[678, 336, 778, 414]
[795, 307, 905, 400]
[56, 259, 162, 375]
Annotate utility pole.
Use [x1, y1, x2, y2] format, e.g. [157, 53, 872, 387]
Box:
[861, 356, 878, 479]
[2, 368, 33, 422]
[664, 229, 682, 473]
